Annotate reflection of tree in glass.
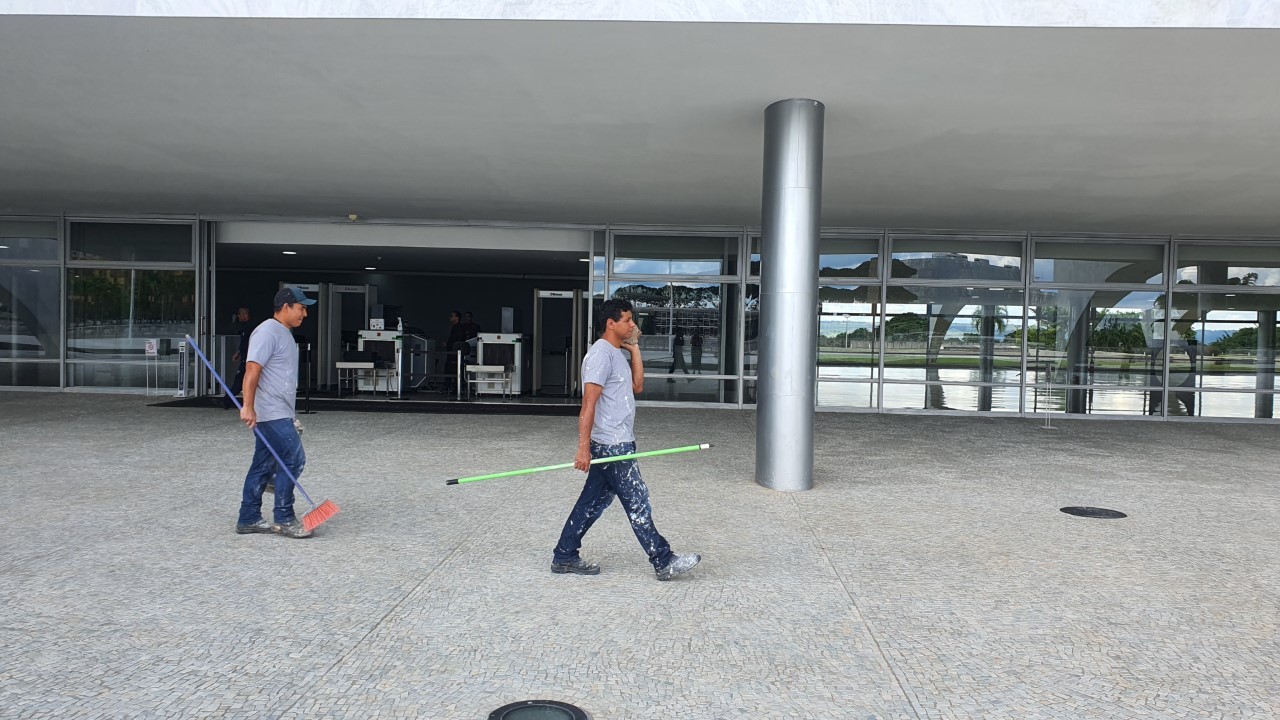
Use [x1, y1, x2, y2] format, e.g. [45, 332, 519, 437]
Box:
[1227, 272, 1259, 286]
[612, 284, 667, 308]
[1090, 310, 1147, 353]
[969, 305, 1008, 336]
[884, 312, 928, 341]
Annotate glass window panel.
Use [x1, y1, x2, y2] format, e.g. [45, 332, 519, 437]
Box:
[749, 236, 760, 277]
[889, 235, 1022, 281]
[610, 282, 736, 377]
[1026, 289, 1164, 388]
[1176, 243, 1280, 287]
[67, 269, 195, 361]
[881, 383, 1020, 412]
[0, 220, 60, 262]
[0, 361, 59, 387]
[744, 283, 759, 376]
[612, 235, 738, 276]
[1033, 240, 1164, 284]
[592, 231, 606, 277]
[0, 266, 61, 359]
[1023, 387, 1156, 415]
[817, 380, 877, 409]
[1170, 292, 1280, 391]
[1184, 391, 1280, 419]
[69, 222, 193, 264]
[636, 378, 737, 403]
[882, 286, 1024, 384]
[68, 360, 189, 389]
[819, 284, 879, 379]
[819, 236, 879, 279]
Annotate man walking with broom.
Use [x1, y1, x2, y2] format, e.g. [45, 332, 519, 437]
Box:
[234, 286, 318, 539]
[551, 298, 701, 580]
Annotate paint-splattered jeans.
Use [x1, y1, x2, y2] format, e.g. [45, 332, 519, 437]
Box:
[553, 441, 674, 571]
[238, 418, 303, 526]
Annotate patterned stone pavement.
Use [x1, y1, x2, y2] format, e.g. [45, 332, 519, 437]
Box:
[0, 392, 1277, 719]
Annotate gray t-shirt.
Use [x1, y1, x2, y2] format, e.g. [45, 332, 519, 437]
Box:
[246, 318, 298, 422]
[582, 338, 636, 445]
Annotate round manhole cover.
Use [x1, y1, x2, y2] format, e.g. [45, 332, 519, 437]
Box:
[489, 700, 590, 720]
[1061, 506, 1127, 519]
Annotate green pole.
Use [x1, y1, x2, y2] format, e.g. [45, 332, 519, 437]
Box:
[446, 443, 712, 485]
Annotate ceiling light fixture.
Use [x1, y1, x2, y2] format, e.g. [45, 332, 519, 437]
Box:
[579, 258, 591, 262]
[282, 251, 297, 255]
[365, 267, 376, 270]
[0, 244, 8, 249]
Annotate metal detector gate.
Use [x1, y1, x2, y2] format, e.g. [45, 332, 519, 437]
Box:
[532, 289, 584, 396]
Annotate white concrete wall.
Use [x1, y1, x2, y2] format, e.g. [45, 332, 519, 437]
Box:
[1, 0, 1277, 28]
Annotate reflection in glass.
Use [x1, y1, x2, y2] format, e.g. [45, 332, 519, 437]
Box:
[637, 378, 737, 404]
[1170, 292, 1280, 418]
[610, 282, 734, 377]
[69, 222, 193, 264]
[67, 269, 195, 361]
[0, 220, 60, 261]
[0, 361, 59, 387]
[745, 284, 759, 376]
[882, 383, 1019, 412]
[818, 285, 879, 379]
[880, 287, 1024, 411]
[749, 237, 760, 276]
[612, 235, 738, 276]
[1023, 388, 1155, 415]
[889, 235, 1022, 281]
[1032, 240, 1164, 284]
[819, 236, 879, 279]
[0, 267, 61, 360]
[1025, 290, 1165, 414]
[817, 381, 876, 408]
[1176, 243, 1280, 287]
[1189, 391, 1279, 419]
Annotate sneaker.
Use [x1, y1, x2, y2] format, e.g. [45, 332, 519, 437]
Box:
[656, 553, 701, 581]
[550, 558, 601, 575]
[272, 520, 313, 539]
[235, 519, 272, 535]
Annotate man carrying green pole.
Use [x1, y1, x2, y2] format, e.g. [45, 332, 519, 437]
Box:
[550, 298, 702, 581]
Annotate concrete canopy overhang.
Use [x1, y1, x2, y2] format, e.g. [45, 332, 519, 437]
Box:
[2, 16, 1279, 235]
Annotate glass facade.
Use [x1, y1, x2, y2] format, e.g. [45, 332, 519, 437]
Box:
[0, 218, 198, 392]
[7, 214, 1280, 421]
[0, 220, 61, 386]
[609, 229, 1280, 420]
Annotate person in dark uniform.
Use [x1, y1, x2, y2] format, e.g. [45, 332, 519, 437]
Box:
[223, 306, 253, 409]
[460, 311, 482, 340]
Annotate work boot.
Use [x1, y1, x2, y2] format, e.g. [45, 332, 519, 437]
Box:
[234, 519, 272, 535]
[272, 520, 313, 539]
[656, 553, 701, 581]
[550, 558, 601, 575]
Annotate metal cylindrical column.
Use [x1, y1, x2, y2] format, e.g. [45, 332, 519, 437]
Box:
[756, 98, 824, 492]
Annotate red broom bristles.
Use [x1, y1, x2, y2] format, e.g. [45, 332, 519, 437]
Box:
[302, 500, 340, 532]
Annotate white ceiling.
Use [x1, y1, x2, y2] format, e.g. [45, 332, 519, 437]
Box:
[2, 17, 1279, 235]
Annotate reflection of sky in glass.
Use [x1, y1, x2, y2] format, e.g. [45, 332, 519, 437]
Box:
[1033, 259, 1162, 283]
[1176, 266, 1280, 286]
[613, 258, 724, 275]
[895, 252, 1020, 267]
[820, 253, 876, 270]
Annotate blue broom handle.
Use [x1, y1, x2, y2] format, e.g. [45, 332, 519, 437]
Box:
[185, 335, 316, 508]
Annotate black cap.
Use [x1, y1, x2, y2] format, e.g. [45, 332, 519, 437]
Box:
[274, 286, 316, 307]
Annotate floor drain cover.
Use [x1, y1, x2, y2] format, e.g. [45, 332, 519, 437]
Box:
[1061, 506, 1127, 519]
[489, 700, 589, 720]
